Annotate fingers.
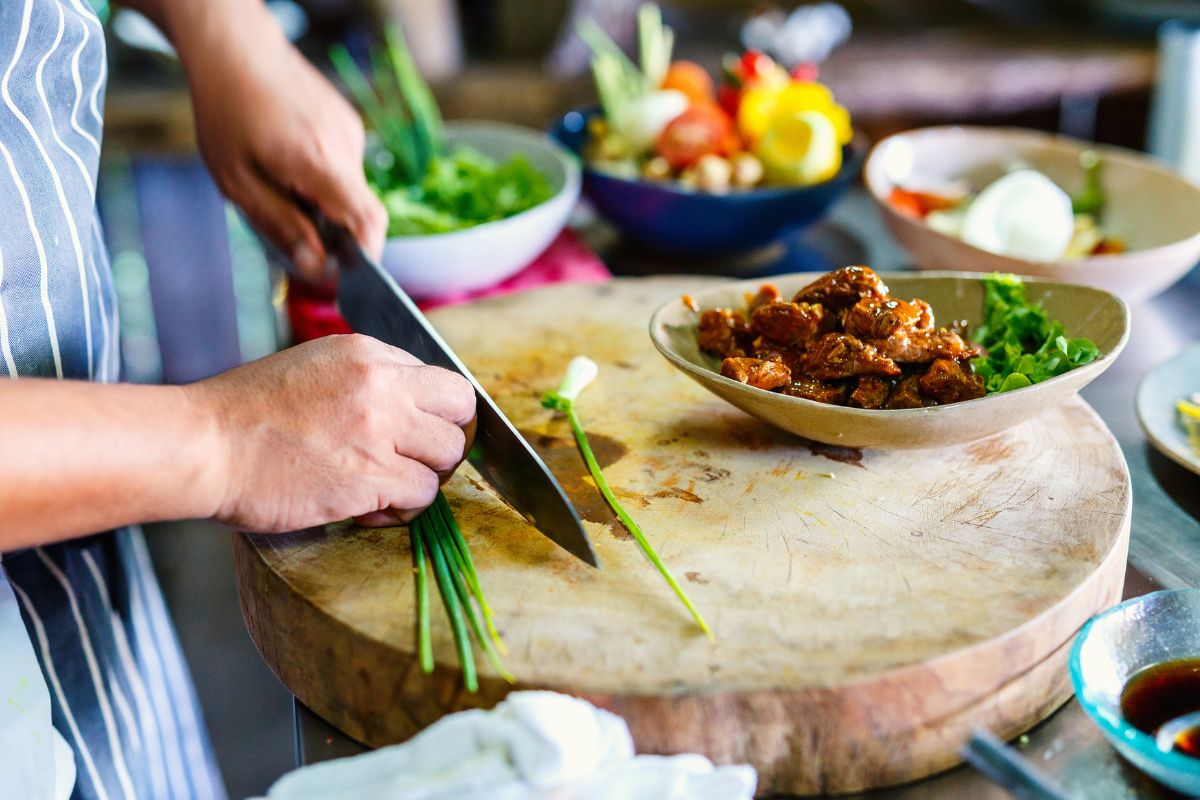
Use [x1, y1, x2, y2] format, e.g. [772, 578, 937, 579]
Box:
[354, 456, 440, 527]
[229, 168, 329, 281]
[262, 132, 388, 260]
[395, 414, 468, 477]
[405, 366, 477, 427]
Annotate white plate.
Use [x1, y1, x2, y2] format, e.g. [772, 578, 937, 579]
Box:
[1136, 342, 1200, 476]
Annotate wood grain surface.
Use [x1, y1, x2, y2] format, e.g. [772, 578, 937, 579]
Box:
[234, 277, 1131, 795]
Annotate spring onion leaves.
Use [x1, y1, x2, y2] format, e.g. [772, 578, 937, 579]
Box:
[543, 357, 714, 639]
[331, 29, 552, 237]
[409, 491, 512, 691]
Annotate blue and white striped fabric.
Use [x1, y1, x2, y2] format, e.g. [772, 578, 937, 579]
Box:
[1, 0, 225, 797]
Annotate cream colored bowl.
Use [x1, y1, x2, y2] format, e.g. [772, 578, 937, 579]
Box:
[649, 272, 1128, 449]
[865, 126, 1200, 305]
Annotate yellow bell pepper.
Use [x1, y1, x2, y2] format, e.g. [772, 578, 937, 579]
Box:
[755, 110, 842, 186]
[737, 80, 852, 147]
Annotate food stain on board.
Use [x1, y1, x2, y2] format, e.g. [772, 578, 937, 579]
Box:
[685, 571, 709, 585]
[521, 428, 632, 539]
[802, 439, 865, 468]
[650, 487, 704, 504]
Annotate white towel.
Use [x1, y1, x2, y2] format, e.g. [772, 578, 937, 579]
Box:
[259, 691, 756, 800]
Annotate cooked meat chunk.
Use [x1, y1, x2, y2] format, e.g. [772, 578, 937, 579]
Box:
[847, 375, 892, 409]
[868, 329, 982, 364]
[750, 301, 831, 348]
[799, 333, 902, 380]
[752, 346, 806, 374]
[782, 375, 848, 404]
[843, 297, 933, 340]
[793, 265, 889, 309]
[747, 284, 782, 312]
[918, 359, 986, 404]
[698, 308, 752, 358]
[884, 375, 930, 409]
[721, 357, 792, 391]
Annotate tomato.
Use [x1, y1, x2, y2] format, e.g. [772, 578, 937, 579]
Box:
[790, 62, 819, 82]
[740, 50, 777, 82]
[656, 105, 734, 169]
[888, 187, 926, 219]
[661, 61, 715, 105]
[717, 83, 741, 118]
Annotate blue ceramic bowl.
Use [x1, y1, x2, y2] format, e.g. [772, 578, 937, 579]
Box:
[549, 108, 863, 256]
[1070, 589, 1200, 795]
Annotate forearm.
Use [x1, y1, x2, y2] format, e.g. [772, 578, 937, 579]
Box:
[0, 380, 220, 550]
[118, 0, 285, 73]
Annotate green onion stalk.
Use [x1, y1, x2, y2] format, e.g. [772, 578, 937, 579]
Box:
[409, 492, 512, 692]
[542, 357, 714, 640]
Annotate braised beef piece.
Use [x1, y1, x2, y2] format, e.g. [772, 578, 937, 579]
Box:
[793, 265, 889, 309]
[884, 375, 930, 409]
[918, 358, 986, 404]
[698, 308, 752, 358]
[720, 357, 792, 391]
[747, 284, 782, 312]
[782, 375, 848, 405]
[750, 301, 832, 348]
[842, 297, 933, 340]
[847, 375, 892, 409]
[869, 329, 982, 364]
[799, 333, 902, 380]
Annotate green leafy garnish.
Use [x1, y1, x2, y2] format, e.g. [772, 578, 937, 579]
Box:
[1071, 149, 1106, 216]
[971, 274, 1102, 393]
[542, 357, 714, 640]
[331, 29, 552, 237]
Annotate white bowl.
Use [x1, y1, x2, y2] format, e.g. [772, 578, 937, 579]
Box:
[865, 126, 1200, 305]
[380, 121, 581, 298]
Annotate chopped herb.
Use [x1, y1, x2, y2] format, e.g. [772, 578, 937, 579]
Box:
[971, 274, 1102, 394]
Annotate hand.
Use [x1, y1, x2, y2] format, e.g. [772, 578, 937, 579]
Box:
[180, 8, 386, 278]
[188, 334, 476, 532]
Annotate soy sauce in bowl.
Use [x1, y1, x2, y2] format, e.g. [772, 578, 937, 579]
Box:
[1121, 658, 1200, 758]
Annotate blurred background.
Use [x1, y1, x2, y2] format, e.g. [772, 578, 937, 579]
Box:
[90, 0, 1198, 796]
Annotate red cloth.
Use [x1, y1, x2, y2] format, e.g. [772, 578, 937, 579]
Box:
[286, 229, 611, 344]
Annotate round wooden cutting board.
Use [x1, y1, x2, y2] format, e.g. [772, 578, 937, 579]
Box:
[234, 278, 1131, 795]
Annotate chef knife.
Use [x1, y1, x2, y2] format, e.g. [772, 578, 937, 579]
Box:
[324, 225, 599, 568]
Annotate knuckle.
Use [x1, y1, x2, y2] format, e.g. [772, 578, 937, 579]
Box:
[401, 465, 439, 509]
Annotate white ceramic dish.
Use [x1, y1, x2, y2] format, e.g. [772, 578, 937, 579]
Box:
[865, 126, 1200, 305]
[380, 121, 581, 298]
[1136, 342, 1200, 477]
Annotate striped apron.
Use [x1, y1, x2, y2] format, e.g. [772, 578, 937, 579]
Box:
[1, 1, 225, 797]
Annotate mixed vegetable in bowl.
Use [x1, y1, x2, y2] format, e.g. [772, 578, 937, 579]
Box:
[331, 30, 554, 236]
[887, 151, 1125, 261]
[580, 4, 853, 194]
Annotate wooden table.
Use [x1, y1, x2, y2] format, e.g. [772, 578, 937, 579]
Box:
[290, 189, 1200, 798]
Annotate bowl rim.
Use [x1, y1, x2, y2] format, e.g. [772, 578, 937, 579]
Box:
[1069, 588, 1200, 777]
[552, 106, 868, 200]
[648, 269, 1130, 417]
[383, 120, 582, 245]
[1134, 342, 1200, 477]
[863, 124, 1200, 268]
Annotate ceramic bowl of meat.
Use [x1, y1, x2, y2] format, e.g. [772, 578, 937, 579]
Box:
[381, 121, 580, 298]
[864, 126, 1200, 305]
[649, 271, 1129, 449]
[550, 108, 864, 256]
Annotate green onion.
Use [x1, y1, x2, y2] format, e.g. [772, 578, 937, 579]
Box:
[408, 491, 510, 691]
[410, 517, 433, 673]
[542, 357, 714, 640]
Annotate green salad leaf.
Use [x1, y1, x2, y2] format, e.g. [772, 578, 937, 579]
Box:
[971, 274, 1102, 393]
[375, 148, 552, 236]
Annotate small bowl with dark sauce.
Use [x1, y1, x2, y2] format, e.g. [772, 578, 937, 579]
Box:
[1071, 589, 1200, 794]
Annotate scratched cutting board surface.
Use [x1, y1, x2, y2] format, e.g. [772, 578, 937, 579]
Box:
[235, 278, 1131, 795]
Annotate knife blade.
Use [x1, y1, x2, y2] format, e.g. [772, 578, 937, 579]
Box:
[325, 226, 599, 568]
